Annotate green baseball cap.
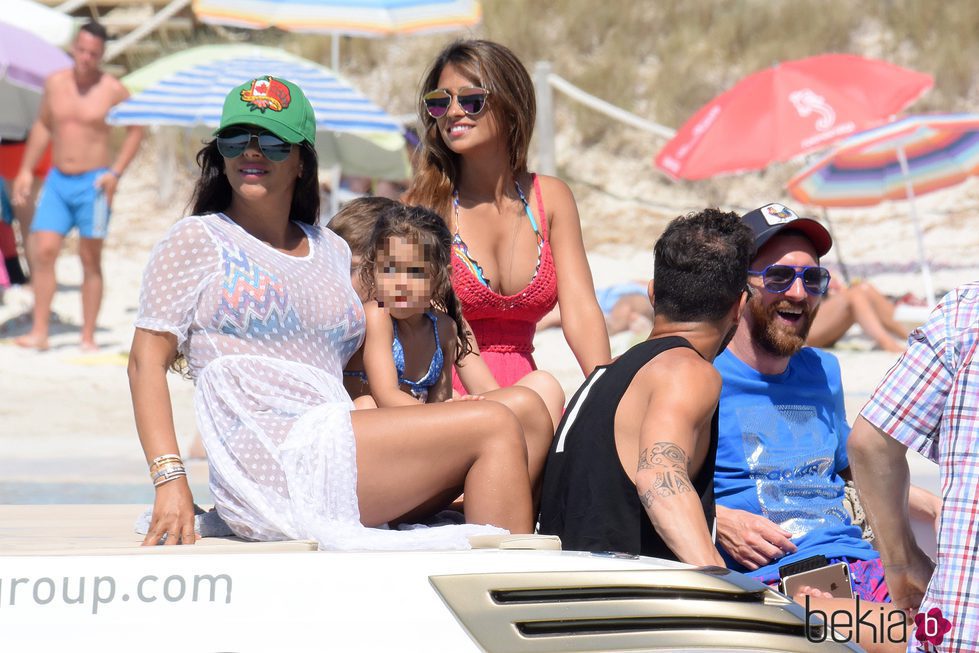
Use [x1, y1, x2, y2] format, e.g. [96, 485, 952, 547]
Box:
[215, 76, 316, 144]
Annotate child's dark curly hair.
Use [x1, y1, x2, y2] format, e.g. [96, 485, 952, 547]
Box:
[359, 203, 472, 364]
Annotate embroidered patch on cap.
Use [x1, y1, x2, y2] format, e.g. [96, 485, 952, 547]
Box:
[240, 76, 292, 113]
[762, 203, 800, 225]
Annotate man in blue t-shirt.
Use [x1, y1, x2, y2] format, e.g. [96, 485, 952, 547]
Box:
[713, 203, 939, 604]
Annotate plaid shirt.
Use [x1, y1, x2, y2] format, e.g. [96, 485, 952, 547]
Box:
[862, 282, 979, 653]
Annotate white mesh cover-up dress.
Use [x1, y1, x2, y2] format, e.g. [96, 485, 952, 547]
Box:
[135, 213, 504, 550]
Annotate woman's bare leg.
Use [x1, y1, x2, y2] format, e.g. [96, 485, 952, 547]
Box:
[848, 284, 905, 353]
[606, 300, 633, 336]
[808, 291, 854, 348]
[387, 487, 465, 527]
[514, 370, 564, 439]
[352, 400, 533, 533]
[859, 283, 909, 340]
[481, 384, 555, 493]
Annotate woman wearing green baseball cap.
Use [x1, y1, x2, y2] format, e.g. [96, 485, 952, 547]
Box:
[128, 77, 546, 549]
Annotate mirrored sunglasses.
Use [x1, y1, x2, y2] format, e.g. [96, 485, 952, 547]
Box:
[422, 86, 491, 118]
[216, 128, 294, 162]
[747, 265, 831, 295]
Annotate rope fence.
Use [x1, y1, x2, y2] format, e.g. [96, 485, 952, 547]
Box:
[533, 61, 675, 177]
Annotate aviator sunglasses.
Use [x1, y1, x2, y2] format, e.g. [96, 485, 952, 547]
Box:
[216, 128, 294, 162]
[747, 264, 831, 296]
[422, 86, 491, 119]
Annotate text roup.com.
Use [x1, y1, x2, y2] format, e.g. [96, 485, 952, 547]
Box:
[0, 573, 232, 614]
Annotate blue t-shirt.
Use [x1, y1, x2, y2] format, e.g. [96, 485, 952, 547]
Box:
[714, 347, 877, 580]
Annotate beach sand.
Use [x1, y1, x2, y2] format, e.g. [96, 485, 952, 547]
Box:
[1, 142, 970, 511]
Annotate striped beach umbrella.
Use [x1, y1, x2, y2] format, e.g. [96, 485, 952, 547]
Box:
[192, 0, 481, 69]
[192, 0, 481, 36]
[787, 113, 979, 305]
[107, 45, 409, 180]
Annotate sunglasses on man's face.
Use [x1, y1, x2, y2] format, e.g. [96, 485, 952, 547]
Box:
[422, 86, 491, 119]
[216, 128, 294, 162]
[747, 265, 831, 296]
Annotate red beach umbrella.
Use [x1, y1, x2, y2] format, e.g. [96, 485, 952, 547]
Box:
[655, 54, 933, 180]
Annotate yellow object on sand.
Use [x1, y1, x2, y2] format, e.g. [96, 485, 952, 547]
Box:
[65, 352, 130, 366]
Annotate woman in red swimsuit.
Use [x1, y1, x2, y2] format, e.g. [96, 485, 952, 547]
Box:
[405, 39, 611, 397]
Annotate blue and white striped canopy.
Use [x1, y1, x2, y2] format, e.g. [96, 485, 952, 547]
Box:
[109, 53, 401, 135]
[108, 45, 409, 178]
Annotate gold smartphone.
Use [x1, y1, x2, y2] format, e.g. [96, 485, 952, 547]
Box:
[779, 561, 853, 599]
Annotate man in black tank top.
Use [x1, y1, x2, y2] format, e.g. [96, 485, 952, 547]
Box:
[538, 208, 755, 566]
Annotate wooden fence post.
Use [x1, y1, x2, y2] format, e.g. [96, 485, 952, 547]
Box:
[534, 61, 556, 176]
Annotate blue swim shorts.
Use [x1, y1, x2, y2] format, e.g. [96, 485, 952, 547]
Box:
[31, 167, 111, 239]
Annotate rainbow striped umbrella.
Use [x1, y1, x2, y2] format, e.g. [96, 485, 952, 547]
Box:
[787, 113, 979, 305]
[192, 0, 481, 36]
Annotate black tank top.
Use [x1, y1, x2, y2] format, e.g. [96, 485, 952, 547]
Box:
[537, 336, 718, 560]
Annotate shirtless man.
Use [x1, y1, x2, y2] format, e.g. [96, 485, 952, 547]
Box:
[12, 21, 143, 351]
[538, 208, 754, 566]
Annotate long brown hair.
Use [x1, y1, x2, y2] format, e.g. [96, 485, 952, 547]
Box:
[359, 204, 472, 364]
[404, 40, 536, 218]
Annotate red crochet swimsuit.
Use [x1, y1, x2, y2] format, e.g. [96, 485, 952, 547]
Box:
[452, 174, 558, 393]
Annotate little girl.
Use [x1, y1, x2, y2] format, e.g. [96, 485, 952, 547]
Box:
[337, 202, 564, 443]
[343, 203, 482, 408]
[339, 202, 565, 497]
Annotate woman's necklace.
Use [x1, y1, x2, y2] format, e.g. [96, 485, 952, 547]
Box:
[453, 181, 527, 291]
[452, 180, 527, 230]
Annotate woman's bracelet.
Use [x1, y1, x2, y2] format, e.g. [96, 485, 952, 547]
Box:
[152, 465, 187, 487]
[149, 454, 182, 472]
[149, 454, 186, 487]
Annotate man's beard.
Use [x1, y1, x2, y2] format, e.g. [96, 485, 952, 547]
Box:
[748, 296, 818, 357]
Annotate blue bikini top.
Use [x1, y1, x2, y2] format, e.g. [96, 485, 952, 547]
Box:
[392, 311, 443, 401]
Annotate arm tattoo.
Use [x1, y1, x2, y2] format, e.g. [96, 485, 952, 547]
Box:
[638, 442, 688, 470]
[638, 442, 694, 501]
[639, 490, 656, 509]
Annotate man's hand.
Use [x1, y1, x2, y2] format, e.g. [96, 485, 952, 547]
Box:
[715, 505, 797, 569]
[885, 548, 934, 614]
[11, 170, 34, 207]
[94, 171, 119, 206]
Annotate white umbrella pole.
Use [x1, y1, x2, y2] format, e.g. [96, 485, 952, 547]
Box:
[331, 34, 340, 71]
[897, 145, 937, 306]
[820, 207, 850, 284]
